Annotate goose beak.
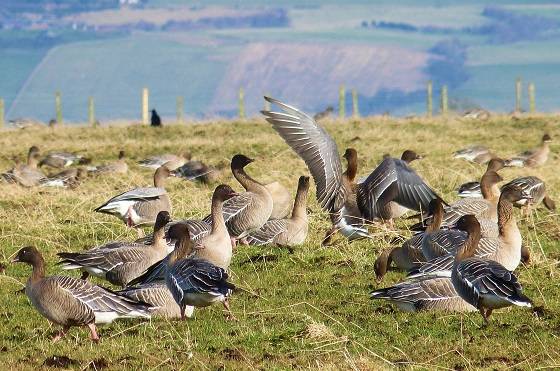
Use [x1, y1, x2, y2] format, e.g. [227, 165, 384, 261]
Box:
[11, 256, 20, 263]
[169, 170, 178, 177]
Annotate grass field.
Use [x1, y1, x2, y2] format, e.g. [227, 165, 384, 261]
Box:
[1, 115, 559, 369]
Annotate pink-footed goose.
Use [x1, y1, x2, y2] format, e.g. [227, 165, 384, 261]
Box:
[9, 146, 47, 187]
[12, 246, 151, 343]
[138, 152, 190, 170]
[94, 165, 172, 236]
[505, 134, 552, 168]
[89, 150, 128, 174]
[262, 97, 440, 243]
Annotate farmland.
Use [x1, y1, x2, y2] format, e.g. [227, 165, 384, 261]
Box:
[1, 115, 559, 369]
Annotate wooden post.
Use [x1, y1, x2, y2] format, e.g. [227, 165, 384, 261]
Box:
[515, 78, 522, 113]
[238, 87, 245, 119]
[0, 99, 4, 128]
[352, 89, 359, 118]
[440, 85, 448, 116]
[176, 96, 184, 124]
[426, 81, 433, 118]
[339, 85, 345, 119]
[528, 83, 536, 114]
[88, 97, 95, 126]
[142, 87, 149, 125]
[55, 91, 62, 124]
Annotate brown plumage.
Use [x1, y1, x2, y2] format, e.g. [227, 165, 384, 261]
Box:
[89, 150, 128, 174]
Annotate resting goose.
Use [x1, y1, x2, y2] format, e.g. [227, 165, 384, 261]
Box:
[505, 134, 551, 168]
[262, 97, 439, 242]
[40, 168, 88, 189]
[128, 185, 237, 286]
[202, 155, 273, 247]
[453, 145, 494, 164]
[451, 215, 532, 324]
[171, 160, 221, 184]
[94, 165, 172, 236]
[165, 228, 235, 320]
[409, 184, 531, 278]
[118, 282, 193, 319]
[457, 158, 506, 198]
[9, 146, 47, 187]
[246, 176, 310, 247]
[57, 211, 171, 287]
[138, 152, 190, 171]
[39, 151, 90, 168]
[12, 246, 151, 343]
[89, 150, 128, 174]
[503, 176, 555, 213]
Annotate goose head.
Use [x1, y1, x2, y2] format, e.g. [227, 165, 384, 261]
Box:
[401, 150, 423, 163]
[12, 246, 42, 265]
[231, 154, 254, 170]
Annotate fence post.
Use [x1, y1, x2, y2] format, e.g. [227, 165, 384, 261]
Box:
[176, 96, 184, 124]
[238, 87, 245, 119]
[426, 81, 433, 118]
[515, 78, 522, 113]
[339, 85, 346, 119]
[440, 85, 448, 116]
[88, 97, 95, 126]
[352, 89, 359, 118]
[55, 91, 63, 124]
[528, 83, 536, 114]
[0, 99, 4, 128]
[142, 87, 149, 125]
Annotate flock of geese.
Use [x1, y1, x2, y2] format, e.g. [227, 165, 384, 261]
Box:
[6, 96, 556, 343]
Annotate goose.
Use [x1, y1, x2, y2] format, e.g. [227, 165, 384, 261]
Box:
[88, 150, 128, 174]
[118, 282, 193, 319]
[165, 228, 235, 320]
[451, 215, 532, 324]
[40, 168, 88, 189]
[8, 146, 47, 187]
[453, 145, 494, 164]
[138, 152, 190, 170]
[94, 165, 172, 236]
[202, 154, 273, 247]
[171, 160, 222, 184]
[128, 184, 237, 286]
[57, 211, 171, 287]
[409, 184, 532, 278]
[503, 176, 555, 213]
[12, 246, 151, 343]
[505, 134, 551, 168]
[39, 151, 90, 168]
[457, 158, 506, 198]
[262, 97, 439, 242]
[265, 181, 292, 220]
[246, 176, 310, 247]
[413, 171, 503, 231]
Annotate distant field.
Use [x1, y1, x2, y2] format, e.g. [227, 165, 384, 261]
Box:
[0, 115, 559, 369]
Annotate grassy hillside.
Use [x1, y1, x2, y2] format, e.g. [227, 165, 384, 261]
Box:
[1, 115, 559, 369]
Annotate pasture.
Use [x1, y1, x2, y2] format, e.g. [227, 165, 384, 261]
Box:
[1, 115, 559, 369]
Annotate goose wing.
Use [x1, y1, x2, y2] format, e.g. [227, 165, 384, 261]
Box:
[245, 219, 289, 246]
[262, 97, 344, 212]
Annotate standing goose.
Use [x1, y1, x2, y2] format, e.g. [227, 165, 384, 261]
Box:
[409, 185, 532, 278]
[10, 146, 47, 187]
[453, 145, 494, 164]
[57, 211, 171, 287]
[456, 158, 506, 198]
[505, 134, 552, 168]
[165, 228, 235, 320]
[128, 185, 238, 286]
[39, 151, 90, 168]
[262, 97, 439, 241]
[89, 150, 128, 174]
[203, 154, 273, 247]
[138, 152, 190, 171]
[12, 246, 151, 343]
[94, 165, 173, 236]
[451, 215, 532, 324]
[246, 176, 310, 247]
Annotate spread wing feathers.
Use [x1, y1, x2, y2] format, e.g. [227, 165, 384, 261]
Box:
[95, 187, 166, 210]
[57, 245, 148, 272]
[167, 258, 235, 303]
[245, 219, 289, 245]
[370, 277, 477, 312]
[52, 276, 151, 316]
[357, 158, 438, 220]
[202, 192, 253, 225]
[262, 97, 345, 212]
[456, 259, 532, 307]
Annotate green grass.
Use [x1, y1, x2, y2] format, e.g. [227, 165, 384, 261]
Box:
[0, 116, 559, 369]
